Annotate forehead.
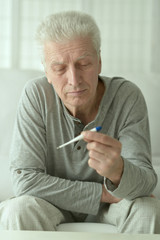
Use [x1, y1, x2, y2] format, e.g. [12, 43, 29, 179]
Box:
[44, 37, 97, 63]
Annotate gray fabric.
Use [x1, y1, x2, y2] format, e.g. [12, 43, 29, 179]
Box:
[0, 196, 69, 230]
[1, 194, 160, 233]
[9, 75, 157, 216]
[98, 196, 160, 233]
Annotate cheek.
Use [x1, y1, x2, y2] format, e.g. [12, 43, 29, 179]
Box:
[47, 75, 66, 98]
[46, 72, 60, 88]
[52, 81, 62, 94]
[87, 68, 99, 84]
[98, 63, 101, 74]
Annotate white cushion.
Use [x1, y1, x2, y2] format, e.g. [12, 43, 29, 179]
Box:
[57, 223, 117, 233]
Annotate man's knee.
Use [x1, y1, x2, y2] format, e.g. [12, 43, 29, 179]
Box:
[1, 195, 39, 216]
[123, 197, 160, 233]
[132, 197, 160, 218]
[0, 195, 65, 230]
[1, 195, 29, 216]
[0, 195, 34, 229]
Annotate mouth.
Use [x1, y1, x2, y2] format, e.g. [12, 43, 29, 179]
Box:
[67, 89, 87, 96]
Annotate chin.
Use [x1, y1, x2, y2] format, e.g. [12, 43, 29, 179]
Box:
[67, 99, 86, 107]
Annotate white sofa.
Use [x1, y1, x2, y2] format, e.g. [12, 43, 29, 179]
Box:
[0, 68, 160, 233]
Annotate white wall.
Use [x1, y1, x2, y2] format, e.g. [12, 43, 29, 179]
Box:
[0, 0, 159, 76]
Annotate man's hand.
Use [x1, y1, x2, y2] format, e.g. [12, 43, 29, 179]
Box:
[82, 131, 124, 186]
[101, 185, 121, 203]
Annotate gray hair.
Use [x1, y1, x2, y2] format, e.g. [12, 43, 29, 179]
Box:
[36, 11, 101, 57]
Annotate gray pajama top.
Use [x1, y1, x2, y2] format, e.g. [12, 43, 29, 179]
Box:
[10, 75, 157, 216]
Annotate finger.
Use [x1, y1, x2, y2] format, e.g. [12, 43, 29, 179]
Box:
[87, 142, 112, 155]
[88, 149, 115, 173]
[88, 157, 102, 174]
[86, 141, 120, 157]
[88, 148, 105, 162]
[82, 131, 120, 148]
[88, 156, 111, 177]
[88, 145, 114, 164]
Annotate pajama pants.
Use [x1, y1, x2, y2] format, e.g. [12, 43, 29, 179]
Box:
[0, 195, 160, 233]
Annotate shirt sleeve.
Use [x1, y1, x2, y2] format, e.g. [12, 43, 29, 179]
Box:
[9, 80, 102, 215]
[104, 83, 157, 200]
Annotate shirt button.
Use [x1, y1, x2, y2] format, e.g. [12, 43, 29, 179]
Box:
[77, 146, 81, 150]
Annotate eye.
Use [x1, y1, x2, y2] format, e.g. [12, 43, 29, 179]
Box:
[81, 63, 90, 67]
[56, 68, 65, 72]
[77, 62, 91, 70]
[52, 65, 66, 75]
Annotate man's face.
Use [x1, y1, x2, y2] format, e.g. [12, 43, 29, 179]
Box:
[44, 37, 101, 112]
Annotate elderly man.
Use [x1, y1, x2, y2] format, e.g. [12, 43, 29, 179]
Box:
[0, 11, 160, 233]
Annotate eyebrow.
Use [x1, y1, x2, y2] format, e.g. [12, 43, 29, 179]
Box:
[76, 53, 93, 61]
[50, 60, 64, 66]
[50, 52, 93, 67]
[49, 60, 65, 70]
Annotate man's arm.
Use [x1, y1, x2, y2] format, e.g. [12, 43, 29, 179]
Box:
[82, 83, 157, 200]
[9, 80, 102, 215]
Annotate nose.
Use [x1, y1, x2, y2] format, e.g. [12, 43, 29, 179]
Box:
[67, 66, 81, 86]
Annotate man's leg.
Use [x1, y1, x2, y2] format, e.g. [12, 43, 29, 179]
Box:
[98, 197, 160, 234]
[0, 195, 73, 230]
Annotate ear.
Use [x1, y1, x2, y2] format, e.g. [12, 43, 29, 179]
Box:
[42, 60, 51, 84]
[44, 68, 51, 84]
[98, 54, 102, 74]
[46, 73, 52, 84]
[47, 78, 52, 84]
